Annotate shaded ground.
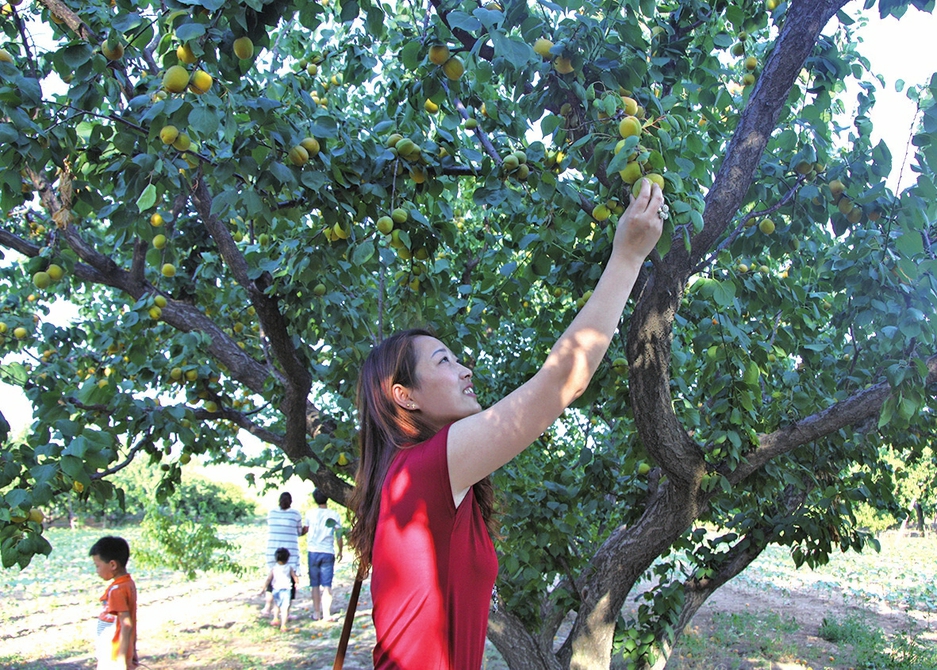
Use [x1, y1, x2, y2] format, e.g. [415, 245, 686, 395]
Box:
[4, 533, 936, 669]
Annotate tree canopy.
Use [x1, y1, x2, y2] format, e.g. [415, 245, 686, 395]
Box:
[1, 0, 936, 667]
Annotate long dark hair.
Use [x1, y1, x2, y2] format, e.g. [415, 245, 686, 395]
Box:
[348, 328, 496, 571]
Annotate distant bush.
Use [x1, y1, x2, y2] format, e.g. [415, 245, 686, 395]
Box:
[42, 459, 256, 526]
[134, 507, 245, 580]
[168, 478, 256, 524]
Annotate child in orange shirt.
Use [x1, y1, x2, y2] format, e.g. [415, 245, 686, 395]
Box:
[90, 536, 138, 670]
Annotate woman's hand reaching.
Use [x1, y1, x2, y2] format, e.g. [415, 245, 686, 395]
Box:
[612, 177, 665, 266]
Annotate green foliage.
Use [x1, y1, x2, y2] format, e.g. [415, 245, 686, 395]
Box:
[0, 0, 936, 667]
[134, 507, 245, 580]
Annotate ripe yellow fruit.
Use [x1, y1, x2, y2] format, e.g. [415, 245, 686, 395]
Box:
[0, 48, 12, 64]
[148, 305, 162, 319]
[837, 197, 854, 215]
[233, 36, 254, 60]
[176, 43, 197, 64]
[159, 125, 179, 145]
[152, 234, 167, 249]
[300, 137, 320, 157]
[428, 44, 450, 65]
[592, 204, 611, 221]
[28, 509, 45, 523]
[553, 56, 574, 74]
[102, 40, 124, 61]
[795, 160, 813, 175]
[172, 132, 191, 151]
[288, 145, 309, 166]
[332, 222, 350, 240]
[162, 65, 190, 93]
[33, 271, 51, 289]
[306, 62, 318, 76]
[161, 263, 176, 277]
[13, 326, 28, 339]
[758, 218, 775, 234]
[744, 56, 757, 71]
[377, 216, 394, 235]
[621, 96, 638, 116]
[150, 213, 164, 227]
[829, 179, 845, 198]
[47, 264, 64, 281]
[631, 174, 665, 197]
[618, 115, 642, 139]
[337, 453, 350, 466]
[742, 73, 756, 86]
[533, 38, 553, 58]
[424, 99, 440, 114]
[766, 0, 779, 9]
[73, 480, 84, 493]
[409, 166, 427, 183]
[442, 56, 464, 80]
[619, 161, 643, 184]
[154, 295, 168, 308]
[189, 69, 213, 94]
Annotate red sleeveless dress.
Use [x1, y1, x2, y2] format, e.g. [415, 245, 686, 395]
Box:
[370, 424, 498, 669]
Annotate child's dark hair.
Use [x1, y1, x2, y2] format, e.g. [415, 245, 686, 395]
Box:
[89, 536, 130, 567]
[274, 547, 290, 563]
[313, 489, 328, 505]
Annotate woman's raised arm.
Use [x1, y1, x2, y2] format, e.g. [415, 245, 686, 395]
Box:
[447, 179, 664, 501]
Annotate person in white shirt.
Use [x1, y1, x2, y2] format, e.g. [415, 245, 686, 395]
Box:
[262, 492, 306, 615]
[258, 547, 299, 631]
[305, 489, 343, 621]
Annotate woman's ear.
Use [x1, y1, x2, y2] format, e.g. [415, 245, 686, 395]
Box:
[391, 384, 417, 411]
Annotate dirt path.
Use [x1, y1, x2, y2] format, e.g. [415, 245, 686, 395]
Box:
[5, 561, 935, 669]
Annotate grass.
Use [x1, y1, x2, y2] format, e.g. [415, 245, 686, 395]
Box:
[3, 525, 936, 669]
[666, 534, 937, 670]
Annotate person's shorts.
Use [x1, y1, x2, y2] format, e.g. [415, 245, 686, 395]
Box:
[272, 588, 290, 610]
[307, 552, 335, 588]
[266, 579, 297, 600]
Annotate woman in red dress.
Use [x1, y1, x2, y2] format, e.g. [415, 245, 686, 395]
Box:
[350, 179, 664, 669]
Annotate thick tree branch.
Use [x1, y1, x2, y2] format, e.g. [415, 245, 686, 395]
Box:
[627, 0, 850, 489]
[730, 354, 937, 484]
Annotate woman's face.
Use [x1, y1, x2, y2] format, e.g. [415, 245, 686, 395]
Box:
[403, 335, 481, 431]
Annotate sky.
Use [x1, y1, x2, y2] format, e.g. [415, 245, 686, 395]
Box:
[3, 4, 937, 440]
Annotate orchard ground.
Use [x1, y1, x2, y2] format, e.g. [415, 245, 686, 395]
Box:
[2, 525, 936, 670]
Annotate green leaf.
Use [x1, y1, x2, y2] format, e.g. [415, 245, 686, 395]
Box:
[136, 184, 158, 212]
[447, 11, 481, 32]
[490, 31, 534, 68]
[189, 106, 220, 137]
[174, 23, 206, 42]
[712, 281, 736, 308]
[352, 240, 374, 265]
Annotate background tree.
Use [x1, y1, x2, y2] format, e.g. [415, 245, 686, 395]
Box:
[1, 0, 936, 668]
